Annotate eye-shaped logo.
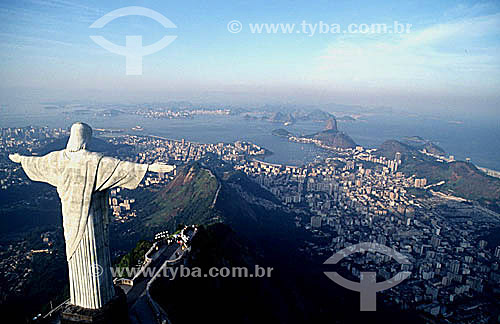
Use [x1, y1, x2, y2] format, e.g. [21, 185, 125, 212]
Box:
[89, 6, 177, 75]
[324, 242, 411, 311]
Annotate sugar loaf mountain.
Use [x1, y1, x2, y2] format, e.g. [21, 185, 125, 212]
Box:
[307, 116, 357, 148]
[273, 114, 357, 149]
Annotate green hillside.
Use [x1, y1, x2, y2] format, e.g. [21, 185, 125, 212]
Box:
[403, 160, 500, 208]
[115, 240, 153, 276]
[140, 162, 220, 232]
[376, 139, 418, 162]
[377, 140, 500, 211]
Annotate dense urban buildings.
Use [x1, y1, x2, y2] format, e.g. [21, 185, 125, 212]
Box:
[1, 126, 499, 323]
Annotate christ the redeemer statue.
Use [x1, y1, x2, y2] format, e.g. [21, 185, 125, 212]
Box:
[9, 122, 174, 310]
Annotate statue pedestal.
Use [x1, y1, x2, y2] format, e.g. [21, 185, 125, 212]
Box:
[61, 287, 129, 324]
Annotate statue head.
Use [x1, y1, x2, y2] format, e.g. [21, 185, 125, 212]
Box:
[66, 122, 92, 152]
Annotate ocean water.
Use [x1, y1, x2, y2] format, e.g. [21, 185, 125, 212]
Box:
[1, 101, 499, 170]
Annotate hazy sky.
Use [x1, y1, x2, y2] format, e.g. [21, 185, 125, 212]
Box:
[0, 0, 499, 113]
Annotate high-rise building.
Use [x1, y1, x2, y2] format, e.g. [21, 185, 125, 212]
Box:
[395, 152, 402, 163]
[450, 260, 461, 274]
[495, 246, 500, 259]
[414, 178, 427, 188]
[311, 216, 322, 229]
[431, 236, 441, 248]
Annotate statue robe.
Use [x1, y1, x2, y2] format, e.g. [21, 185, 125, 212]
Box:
[20, 150, 148, 309]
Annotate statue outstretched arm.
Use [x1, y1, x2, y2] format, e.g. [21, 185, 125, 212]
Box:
[148, 163, 176, 174]
[8, 153, 22, 163]
[9, 152, 60, 187]
[95, 158, 174, 191]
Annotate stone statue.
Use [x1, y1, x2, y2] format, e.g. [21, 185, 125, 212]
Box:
[9, 122, 174, 310]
